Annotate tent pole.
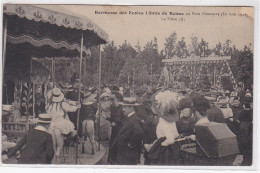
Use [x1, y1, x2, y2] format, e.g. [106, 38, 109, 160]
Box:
[98, 44, 102, 151]
[75, 32, 84, 164]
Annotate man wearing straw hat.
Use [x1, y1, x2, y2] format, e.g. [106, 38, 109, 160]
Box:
[111, 97, 144, 165]
[4, 114, 54, 164]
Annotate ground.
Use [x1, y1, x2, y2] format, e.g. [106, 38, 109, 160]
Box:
[96, 140, 109, 164]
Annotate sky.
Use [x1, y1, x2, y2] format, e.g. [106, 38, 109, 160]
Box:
[38, 5, 254, 51]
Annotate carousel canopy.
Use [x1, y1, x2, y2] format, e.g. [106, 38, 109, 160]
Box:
[4, 4, 108, 54]
[3, 4, 108, 82]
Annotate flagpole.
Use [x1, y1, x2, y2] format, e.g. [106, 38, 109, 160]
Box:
[75, 32, 84, 164]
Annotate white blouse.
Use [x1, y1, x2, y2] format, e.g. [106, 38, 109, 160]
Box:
[156, 117, 179, 146]
[220, 107, 233, 119]
[47, 102, 77, 121]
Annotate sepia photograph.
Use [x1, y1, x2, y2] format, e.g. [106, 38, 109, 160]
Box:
[1, 3, 255, 167]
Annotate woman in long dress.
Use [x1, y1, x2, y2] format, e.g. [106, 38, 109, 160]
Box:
[46, 87, 79, 158]
[147, 90, 181, 165]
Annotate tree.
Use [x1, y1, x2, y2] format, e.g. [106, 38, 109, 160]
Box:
[101, 41, 118, 83]
[190, 35, 200, 56]
[118, 57, 149, 87]
[135, 41, 142, 53]
[176, 37, 188, 58]
[213, 42, 223, 56]
[198, 38, 211, 57]
[140, 37, 163, 76]
[230, 44, 253, 90]
[164, 32, 177, 58]
[223, 39, 232, 56]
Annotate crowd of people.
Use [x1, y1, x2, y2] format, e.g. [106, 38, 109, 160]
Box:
[2, 78, 253, 166]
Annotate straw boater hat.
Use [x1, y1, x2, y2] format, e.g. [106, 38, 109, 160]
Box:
[225, 90, 230, 94]
[37, 113, 52, 123]
[47, 87, 64, 103]
[215, 96, 229, 106]
[82, 93, 97, 105]
[119, 97, 140, 106]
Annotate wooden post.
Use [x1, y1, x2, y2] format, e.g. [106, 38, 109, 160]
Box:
[150, 63, 152, 86]
[75, 32, 84, 164]
[128, 75, 130, 88]
[98, 44, 102, 151]
[213, 63, 216, 86]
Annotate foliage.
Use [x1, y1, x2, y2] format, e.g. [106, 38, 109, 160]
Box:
[164, 32, 177, 58]
[50, 33, 253, 91]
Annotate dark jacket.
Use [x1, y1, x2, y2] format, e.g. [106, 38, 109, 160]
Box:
[107, 104, 125, 164]
[80, 104, 97, 121]
[143, 110, 159, 165]
[78, 103, 97, 137]
[66, 90, 84, 127]
[113, 113, 144, 165]
[230, 105, 243, 123]
[143, 110, 158, 145]
[8, 128, 54, 164]
[176, 116, 196, 136]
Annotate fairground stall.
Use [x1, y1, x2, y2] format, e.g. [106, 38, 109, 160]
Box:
[160, 55, 237, 91]
[2, 4, 108, 164]
[157, 56, 241, 166]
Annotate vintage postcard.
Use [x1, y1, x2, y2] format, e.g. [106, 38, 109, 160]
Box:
[1, 4, 255, 168]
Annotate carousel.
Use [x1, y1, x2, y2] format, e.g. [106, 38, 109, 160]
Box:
[2, 4, 108, 164]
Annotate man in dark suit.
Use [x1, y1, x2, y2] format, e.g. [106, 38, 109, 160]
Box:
[5, 114, 54, 164]
[111, 97, 144, 165]
[142, 96, 159, 165]
[107, 93, 125, 164]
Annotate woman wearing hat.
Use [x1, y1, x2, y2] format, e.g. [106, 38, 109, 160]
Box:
[215, 96, 234, 122]
[176, 97, 196, 137]
[147, 90, 181, 165]
[4, 114, 54, 164]
[47, 87, 80, 158]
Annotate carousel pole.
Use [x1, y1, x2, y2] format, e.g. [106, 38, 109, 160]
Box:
[53, 58, 56, 84]
[2, 18, 7, 104]
[31, 57, 35, 118]
[2, 18, 7, 75]
[51, 57, 56, 85]
[75, 32, 84, 164]
[98, 44, 102, 151]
